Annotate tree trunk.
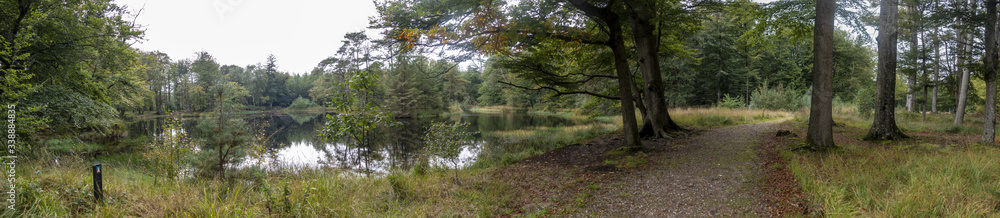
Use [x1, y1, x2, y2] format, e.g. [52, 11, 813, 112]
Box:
[932, 5, 940, 113]
[562, 0, 642, 148]
[628, 1, 681, 138]
[906, 3, 917, 112]
[866, 0, 907, 140]
[983, 0, 998, 144]
[610, 24, 643, 148]
[922, 85, 927, 122]
[807, 0, 836, 150]
[955, 0, 972, 126]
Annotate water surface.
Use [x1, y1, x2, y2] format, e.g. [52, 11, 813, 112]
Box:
[128, 112, 592, 174]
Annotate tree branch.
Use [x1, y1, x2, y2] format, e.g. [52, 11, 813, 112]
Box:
[498, 80, 621, 100]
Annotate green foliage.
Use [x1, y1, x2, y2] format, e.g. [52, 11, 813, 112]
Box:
[719, 94, 745, 109]
[855, 87, 876, 117]
[750, 84, 803, 111]
[0, 0, 144, 149]
[423, 122, 476, 169]
[383, 56, 449, 117]
[287, 96, 319, 110]
[321, 70, 399, 168]
[24, 86, 120, 134]
[143, 115, 196, 180]
[191, 81, 262, 178]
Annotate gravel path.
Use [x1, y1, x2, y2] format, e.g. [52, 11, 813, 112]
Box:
[497, 119, 789, 217]
[571, 119, 786, 217]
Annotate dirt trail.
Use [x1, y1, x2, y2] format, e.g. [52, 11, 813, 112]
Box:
[577, 119, 787, 216]
[499, 119, 790, 217]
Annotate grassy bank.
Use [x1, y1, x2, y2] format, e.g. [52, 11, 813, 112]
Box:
[9, 154, 509, 217]
[11, 107, 799, 216]
[10, 116, 620, 217]
[474, 121, 620, 168]
[782, 106, 1000, 216]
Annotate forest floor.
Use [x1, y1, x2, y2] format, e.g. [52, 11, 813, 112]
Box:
[495, 118, 809, 216]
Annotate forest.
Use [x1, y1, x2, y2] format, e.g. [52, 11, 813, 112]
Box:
[3, 0, 1000, 216]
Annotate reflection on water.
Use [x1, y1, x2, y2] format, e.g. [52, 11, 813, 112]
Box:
[127, 112, 588, 174]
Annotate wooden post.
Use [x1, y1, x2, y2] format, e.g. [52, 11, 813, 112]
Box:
[92, 164, 103, 203]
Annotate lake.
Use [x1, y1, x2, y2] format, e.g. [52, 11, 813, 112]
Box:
[127, 112, 595, 174]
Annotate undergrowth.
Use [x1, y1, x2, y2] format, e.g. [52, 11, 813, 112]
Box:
[785, 104, 1000, 216]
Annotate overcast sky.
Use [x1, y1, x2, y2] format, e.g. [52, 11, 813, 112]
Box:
[114, 0, 823, 75]
[115, 0, 379, 74]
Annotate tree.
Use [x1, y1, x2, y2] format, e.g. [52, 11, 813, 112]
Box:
[423, 121, 475, 183]
[144, 115, 196, 182]
[193, 81, 262, 178]
[806, 0, 836, 150]
[955, 0, 974, 126]
[1, 0, 144, 144]
[139, 51, 171, 114]
[983, 0, 998, 144]
[865, 0, 908, 141]
[320, 70, 398, 175]
[374, 0, 648, 148]
[626, 0, 683, 138]
[193, 51, 222, 91]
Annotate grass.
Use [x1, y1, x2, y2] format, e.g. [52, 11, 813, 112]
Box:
[6, 154, 511, 217]
[671, 107, 792, 128]
[467, 105, 524, 114]
[7, 107, 815, 217]
[783, 104, 1000, 217]
[821, 105, 986, 135]
[473, 121, 620, 168]
[11, 114, 620, 217]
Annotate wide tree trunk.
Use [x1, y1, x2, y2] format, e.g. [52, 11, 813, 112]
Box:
[983, 0, 998, 144]
[807, 0, 836, 150]
[627, 1, 681, 138]
[866, 0, 907, 140]
[955, 0, 973, 126]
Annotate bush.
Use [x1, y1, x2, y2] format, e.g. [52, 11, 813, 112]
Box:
[855, 87, 876, 117]
[423, 122, 476, 183]
[718, 94, 744, 109]
[287, 96, 318, 110]
[750, 84, 803, 111]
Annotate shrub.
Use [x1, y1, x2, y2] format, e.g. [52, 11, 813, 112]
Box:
[287, 96, 318, 110]
[750, 84, 803, 111]
[423, 121, 476, 183]
[719, 94, 744, 109]
[855, 87, 876, 117]
[143, 115, 196, 180]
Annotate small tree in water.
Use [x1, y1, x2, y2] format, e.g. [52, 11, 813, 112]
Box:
[144, 114, 196, 183]
[194, 82, 268, 179]
[423, 122, 475, 183]
[320, 70, 398, 175]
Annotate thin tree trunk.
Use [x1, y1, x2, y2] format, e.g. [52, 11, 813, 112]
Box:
[983, 0, 998, 144]
[867, 0, 907, 140]
[932, 2, 940, 113]
[922, 86, 927, 122]
[807, 0, 836, 149]
[906, 3, 918, 112]
[955, 0, 972, 126]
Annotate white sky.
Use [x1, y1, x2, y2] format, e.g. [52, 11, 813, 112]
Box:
[115, 0, 847, 75]
[115, 0, 379, 74]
